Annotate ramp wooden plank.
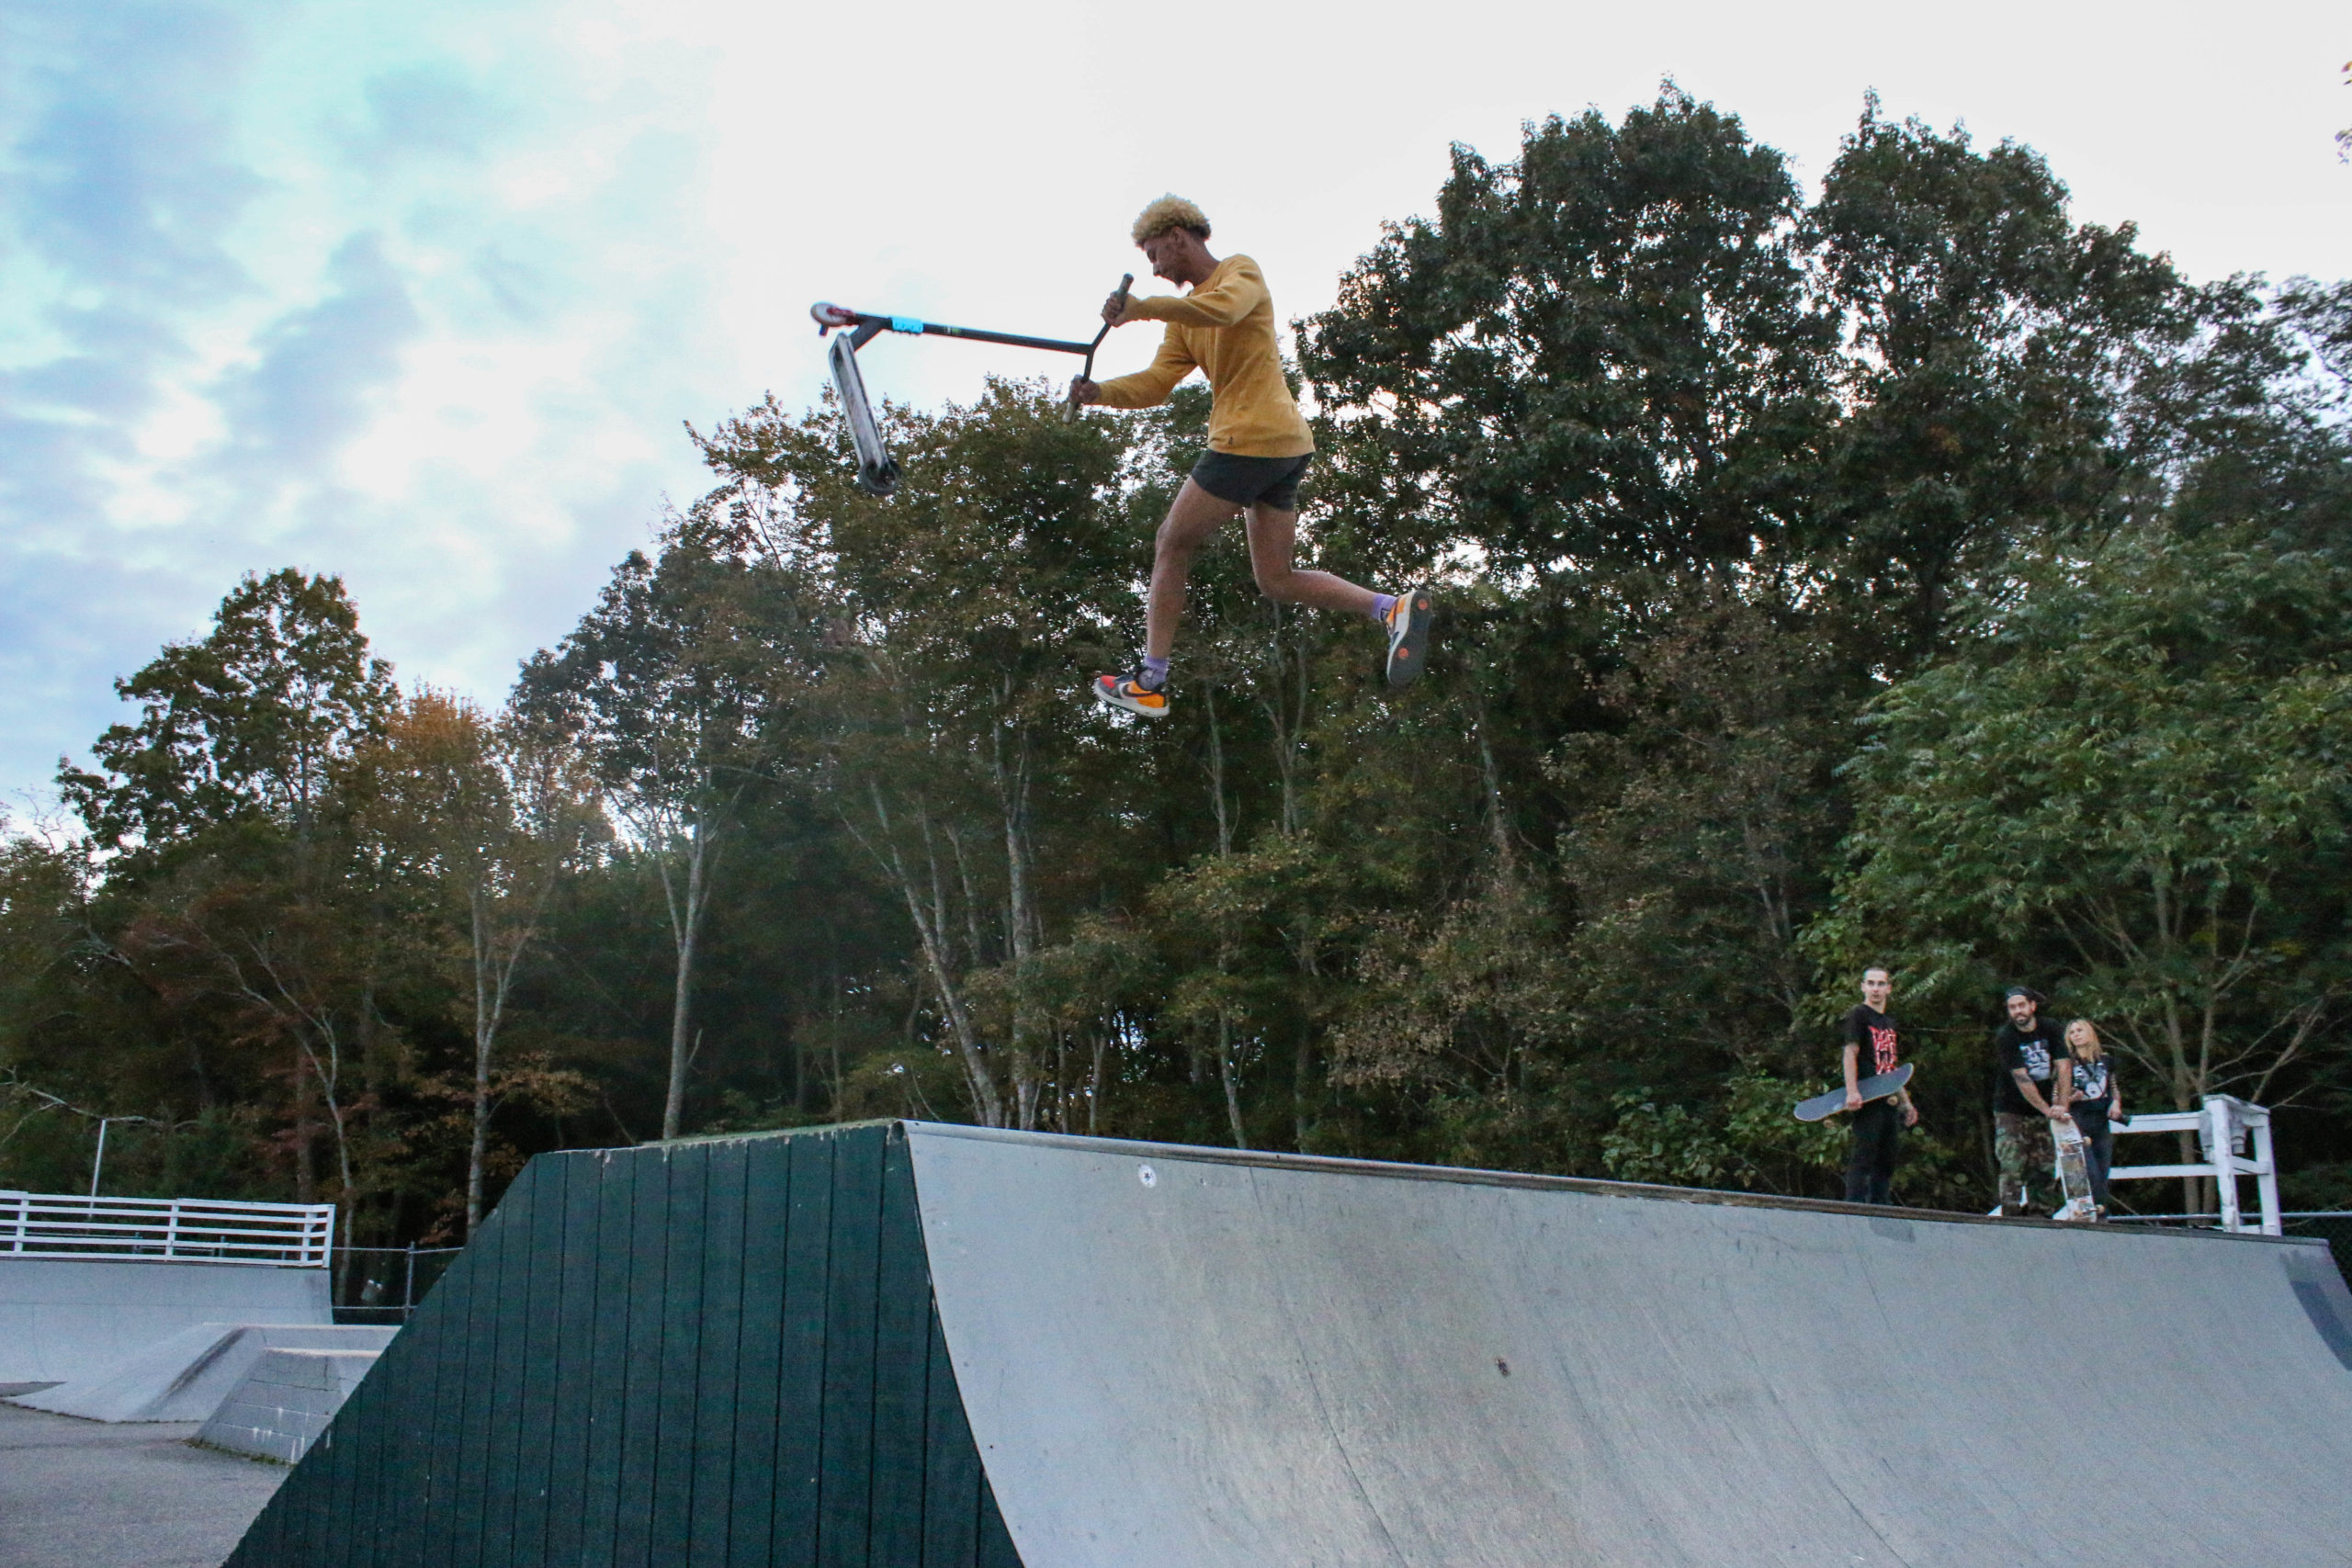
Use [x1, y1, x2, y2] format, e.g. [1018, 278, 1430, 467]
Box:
[816, 1129, 882, 1568]
[691, 1138, 749, 1568]
[727, 1135, 793, 1567]
[650, 1144, 710, 1561]
[770, 1133, 833, 1568]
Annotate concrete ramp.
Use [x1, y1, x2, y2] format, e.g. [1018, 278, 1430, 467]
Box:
[8, 1323, 394, 1422]
[910, 1126, 2352, 1567]
[0, 1258, 330, 1385]
[198, 1347, 381, 1462]
[220, 1121, 2352, 1568]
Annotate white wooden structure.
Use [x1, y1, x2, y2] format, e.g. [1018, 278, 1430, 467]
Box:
[0, 1190, 334, 1266]
[2108, 1094, 2282, 1235]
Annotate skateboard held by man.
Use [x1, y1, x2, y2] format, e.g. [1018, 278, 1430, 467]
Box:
[1794, 1063, 1915, 1123]
[2052, 1116, 2098, 1222]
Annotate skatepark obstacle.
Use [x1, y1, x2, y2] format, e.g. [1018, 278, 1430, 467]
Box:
[198, 1347, 383, 1462]
[0, 1190, 339, 1386]
[224, 1120, 2352, 1568]
[9, 1323, 393, 1422]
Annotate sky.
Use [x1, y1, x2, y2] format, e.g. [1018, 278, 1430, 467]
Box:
[3, 0, 2346, 810]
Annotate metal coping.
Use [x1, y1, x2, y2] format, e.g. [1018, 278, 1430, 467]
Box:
[626, 1117, 2318, 1248]
[900, 1121, 2324, 1247]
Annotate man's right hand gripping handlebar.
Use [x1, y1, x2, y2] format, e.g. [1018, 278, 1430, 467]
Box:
[1067, 274, 1135, 421]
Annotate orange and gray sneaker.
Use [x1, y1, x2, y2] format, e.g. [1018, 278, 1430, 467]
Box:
[1384, 585, 1435, 687]
[1092, 671, 1170, 719]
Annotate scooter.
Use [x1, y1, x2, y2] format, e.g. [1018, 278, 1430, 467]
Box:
[810, 275, 1132, 498]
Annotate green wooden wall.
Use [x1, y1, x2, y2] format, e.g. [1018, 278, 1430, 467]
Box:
[224, 1120, 1022, 1568]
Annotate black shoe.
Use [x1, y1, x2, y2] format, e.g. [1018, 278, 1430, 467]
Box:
[1384, 586, 1434, 688]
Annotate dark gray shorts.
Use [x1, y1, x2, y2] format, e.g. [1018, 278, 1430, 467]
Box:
[1191, 450, 1312, 512]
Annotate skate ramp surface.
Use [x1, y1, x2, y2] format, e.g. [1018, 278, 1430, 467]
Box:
[908, 1124, 2352, 1568]
[0, 1258, 331, 1386]
[218, 1121, 2352, 1568]
[10, 1323, 394, 1422]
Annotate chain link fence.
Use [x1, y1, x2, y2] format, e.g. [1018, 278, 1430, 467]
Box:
[330, 1244, 465, 1324]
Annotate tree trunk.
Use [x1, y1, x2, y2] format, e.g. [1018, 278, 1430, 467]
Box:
[992, 719, 1042, 1130]
[1218, 1009, 1249, 1151]
[467, 886, 494, 1235]
[1255, 613, 1307, 838]
[293, 1049, 317, 1205]
[865, 788, 1004, 1127]
[1476, 699, 1516, 876]
[661, 829, 713, 1142]
[1294, 1031, 1316, 1152]
[1089, 1025, 1108, 1135]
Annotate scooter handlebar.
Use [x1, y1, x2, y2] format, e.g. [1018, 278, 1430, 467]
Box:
[1066, 275, 1137, 422]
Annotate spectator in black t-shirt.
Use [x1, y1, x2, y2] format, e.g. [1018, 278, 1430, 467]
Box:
[1991, 986, 2072, 1215]
[2063, 1019, 2127, 1212]
[1838, 966, 1919, 1206]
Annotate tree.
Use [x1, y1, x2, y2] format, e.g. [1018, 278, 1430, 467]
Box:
[61, 570, 395, 848]
[1814, 523, 2352, 1172]
[518, 507, 816, 1140]
[2336, 59, 2349, 163]
[52, 570, 405, 1260]
[1300, 84, 1838, 581]
[356, 693, 603, 1233]
[1548, 592, 1850, 1075]
[695, 378, 1142, 1132]
[1804, 104, 2187, 665]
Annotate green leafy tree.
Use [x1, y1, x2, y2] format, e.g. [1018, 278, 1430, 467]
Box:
[1301, 84, 1837, 581]
[518, 508, 816, 1140]
[61, 570, 395, 847]
[353, 692, 603, 1233]
[52, 571, 409, 1255]
[1805, 104, 2186, 665]
[1814, 523, 2352, 1149]
[696, 378, 1139, 1131]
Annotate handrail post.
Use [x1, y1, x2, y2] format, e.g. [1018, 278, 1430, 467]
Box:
[2205, 1097, 2244, 1233]
[403, 1242, 417, 1321]
[2252, 1112, 2282, 1236]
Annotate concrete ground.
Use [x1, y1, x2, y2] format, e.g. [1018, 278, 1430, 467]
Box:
[0, 1399, 283, 1568]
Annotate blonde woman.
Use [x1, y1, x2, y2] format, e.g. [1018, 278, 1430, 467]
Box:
[1076, 196, 1433, 718]
[2064, 1020, 2129, 1213]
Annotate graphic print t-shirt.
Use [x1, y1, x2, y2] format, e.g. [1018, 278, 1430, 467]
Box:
[1841, 1005, 1902, 1083]
[1994, 1019, 2067, 1113]
[2070, 1054, 2114, 1119]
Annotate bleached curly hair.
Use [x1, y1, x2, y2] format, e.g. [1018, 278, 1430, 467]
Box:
[1131, 195, 1211, 245]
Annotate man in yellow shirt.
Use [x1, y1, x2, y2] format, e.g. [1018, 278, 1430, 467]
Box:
[1073, 196, 1432, 718]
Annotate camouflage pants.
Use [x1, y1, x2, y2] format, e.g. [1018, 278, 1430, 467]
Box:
[1995, 1111, 2058, 1213]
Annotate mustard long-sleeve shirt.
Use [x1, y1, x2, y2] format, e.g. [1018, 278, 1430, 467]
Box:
[1093, 254, 1315, 458]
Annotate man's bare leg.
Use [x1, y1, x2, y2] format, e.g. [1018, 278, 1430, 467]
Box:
[1144, 482, 1380, 658]
[1143, 479, 1245, 659]
[1242, 501, 1378, 617]
[1101, 475, 1425, 717]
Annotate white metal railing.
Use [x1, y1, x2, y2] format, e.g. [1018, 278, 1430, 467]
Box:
[0, 1190, 334, 1267]
[2108, 1094, 2282, 1235]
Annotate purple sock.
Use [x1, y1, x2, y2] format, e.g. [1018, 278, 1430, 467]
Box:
[1140, 654, 1170, 690]
[1371, 592, 1397, 623]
